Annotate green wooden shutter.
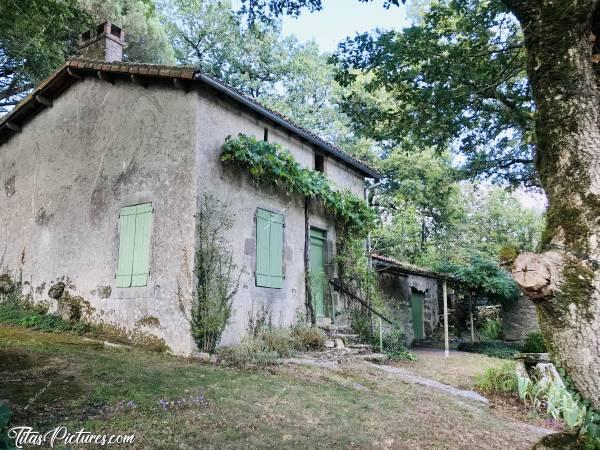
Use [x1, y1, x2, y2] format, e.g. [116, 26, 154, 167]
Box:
[256, 209, 271, 287]
[116, 203, 153, 288]
[116, 205, 138, 288]
[269, 212, 284, 288]
[131, 203, 153, 287]
[255, 209, 284, 288]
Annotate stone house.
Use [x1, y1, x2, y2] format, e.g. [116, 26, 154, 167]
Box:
[371, 254, 451, 345]
[0, 23, 380, 355]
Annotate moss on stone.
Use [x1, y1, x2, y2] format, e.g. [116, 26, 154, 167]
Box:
[58, 293, 95, 322]
[135, 315, 161, 328]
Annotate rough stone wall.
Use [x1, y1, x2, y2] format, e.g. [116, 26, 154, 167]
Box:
[0, 77, 367, 354]
[194, 87, 365, 345]
[503, 295, 541, 343]
[377, 271, 440, 344]
[0, 78, 198, 354]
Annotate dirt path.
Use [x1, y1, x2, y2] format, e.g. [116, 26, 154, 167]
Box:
[366, 361, 489, 402]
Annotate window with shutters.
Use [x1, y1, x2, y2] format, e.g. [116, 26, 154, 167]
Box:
[116, 203, 153, 288]
[255, 208, 284, 288]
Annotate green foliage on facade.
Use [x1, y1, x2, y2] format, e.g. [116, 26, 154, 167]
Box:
[221, 134, 377, 235]
[190, 194, 243, 353]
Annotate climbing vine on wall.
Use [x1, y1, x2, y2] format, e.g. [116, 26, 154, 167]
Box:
[221, 134, 376, 236]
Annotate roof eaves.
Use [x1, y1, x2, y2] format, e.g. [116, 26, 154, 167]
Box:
[371, 253, 458, 281]
[0, 59, 382, 179]
[194, 72, 381, 179]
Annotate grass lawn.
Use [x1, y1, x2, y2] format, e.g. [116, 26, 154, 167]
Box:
[0, 326, 550, 449]
[392, 348, 507, 390]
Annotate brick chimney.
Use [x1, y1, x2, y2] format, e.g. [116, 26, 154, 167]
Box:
[78, 21, 125, 62]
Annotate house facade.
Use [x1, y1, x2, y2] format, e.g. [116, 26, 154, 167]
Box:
[0, 23, 378, 355]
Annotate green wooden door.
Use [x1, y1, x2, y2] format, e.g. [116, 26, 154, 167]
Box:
[411, 292, 424, 340]
[310, 228, 326, 318]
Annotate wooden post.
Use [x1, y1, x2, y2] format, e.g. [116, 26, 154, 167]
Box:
[469, 291, 475, 343]
[443, 279, 449, 358]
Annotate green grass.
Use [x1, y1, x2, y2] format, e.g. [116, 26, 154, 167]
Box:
[457, 340, 522, 359]
[0, 326, 551, 449]
[476, 362, 518, 394]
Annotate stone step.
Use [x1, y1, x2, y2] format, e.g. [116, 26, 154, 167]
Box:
[319, 323, 353, 334]
[347, 343, 374, 350]
[348, 352, 389, 363]
[329, 333, 360, 344]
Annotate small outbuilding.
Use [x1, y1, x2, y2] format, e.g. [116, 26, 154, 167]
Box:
[371, 254, 458, 345]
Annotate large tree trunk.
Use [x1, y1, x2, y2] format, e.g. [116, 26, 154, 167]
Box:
[503, 0, 600, 409]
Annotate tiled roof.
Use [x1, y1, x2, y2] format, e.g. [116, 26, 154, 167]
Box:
[371, 253, 456, 280]
[0, 58, 381, 179]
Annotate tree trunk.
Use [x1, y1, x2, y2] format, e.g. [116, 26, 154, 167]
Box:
[304, 197, 316, 326]
[503, 0, 600, 409]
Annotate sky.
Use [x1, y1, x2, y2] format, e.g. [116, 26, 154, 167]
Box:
[281, 0, 410, 53]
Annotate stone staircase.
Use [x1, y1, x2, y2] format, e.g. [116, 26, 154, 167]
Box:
[307, 324, 388, 363]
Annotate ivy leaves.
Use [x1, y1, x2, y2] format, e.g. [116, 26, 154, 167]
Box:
[221, 134, 376, 234]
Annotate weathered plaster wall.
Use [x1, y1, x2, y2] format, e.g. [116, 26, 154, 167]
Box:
[194, 87, 364, 345]
[0, 77, 367, 354]
[0, 78, 197, 354]
[503, 294, 541, 342]
[377, 271, 440, 345]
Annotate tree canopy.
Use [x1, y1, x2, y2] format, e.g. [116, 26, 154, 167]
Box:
[0, 0, 173, 113]
[333, 0, 535, 187]
[0, 0, 90, 112]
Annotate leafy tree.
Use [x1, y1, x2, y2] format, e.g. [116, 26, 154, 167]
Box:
[436, 256, 520, 304]
[0, 0, 173, 113]
[0, 0, 90, 112]
[371, 148, 463, 262]
[332, 0, 534, 187]
[80, 0, 175, 63]
[266, 0, 600, 410]
[161, 0, 371, 145]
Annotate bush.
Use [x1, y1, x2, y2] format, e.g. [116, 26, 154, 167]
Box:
[291, 326, 325, 350]
[476, 362, 517, 394]
[217, 337, 280, 368]
[0, 294, 93, 335]
[350, 309, 372, 342]
[480, 318, 503, 341]
[380, 328, 415, 361]
[218, 326, 325, 368]
[189, 195, 242, 354]
[351, 310, 414, 360]
[458, 341, 522, 359]
[522, 332, 547, 353]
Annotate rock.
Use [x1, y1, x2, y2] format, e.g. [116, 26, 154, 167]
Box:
[532, 431, 582, 449]
[503, 295, 540, 342]
[48, 281, 65, 299]
[515, 360, 529, 379]
[324, 339, 335, 348]
[335, 338, 345, 349]
[0, 274, 15, 294]
[534, 362, 565, 388]
[191, 351, 211, 361]
[514, 352, 550, 365]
